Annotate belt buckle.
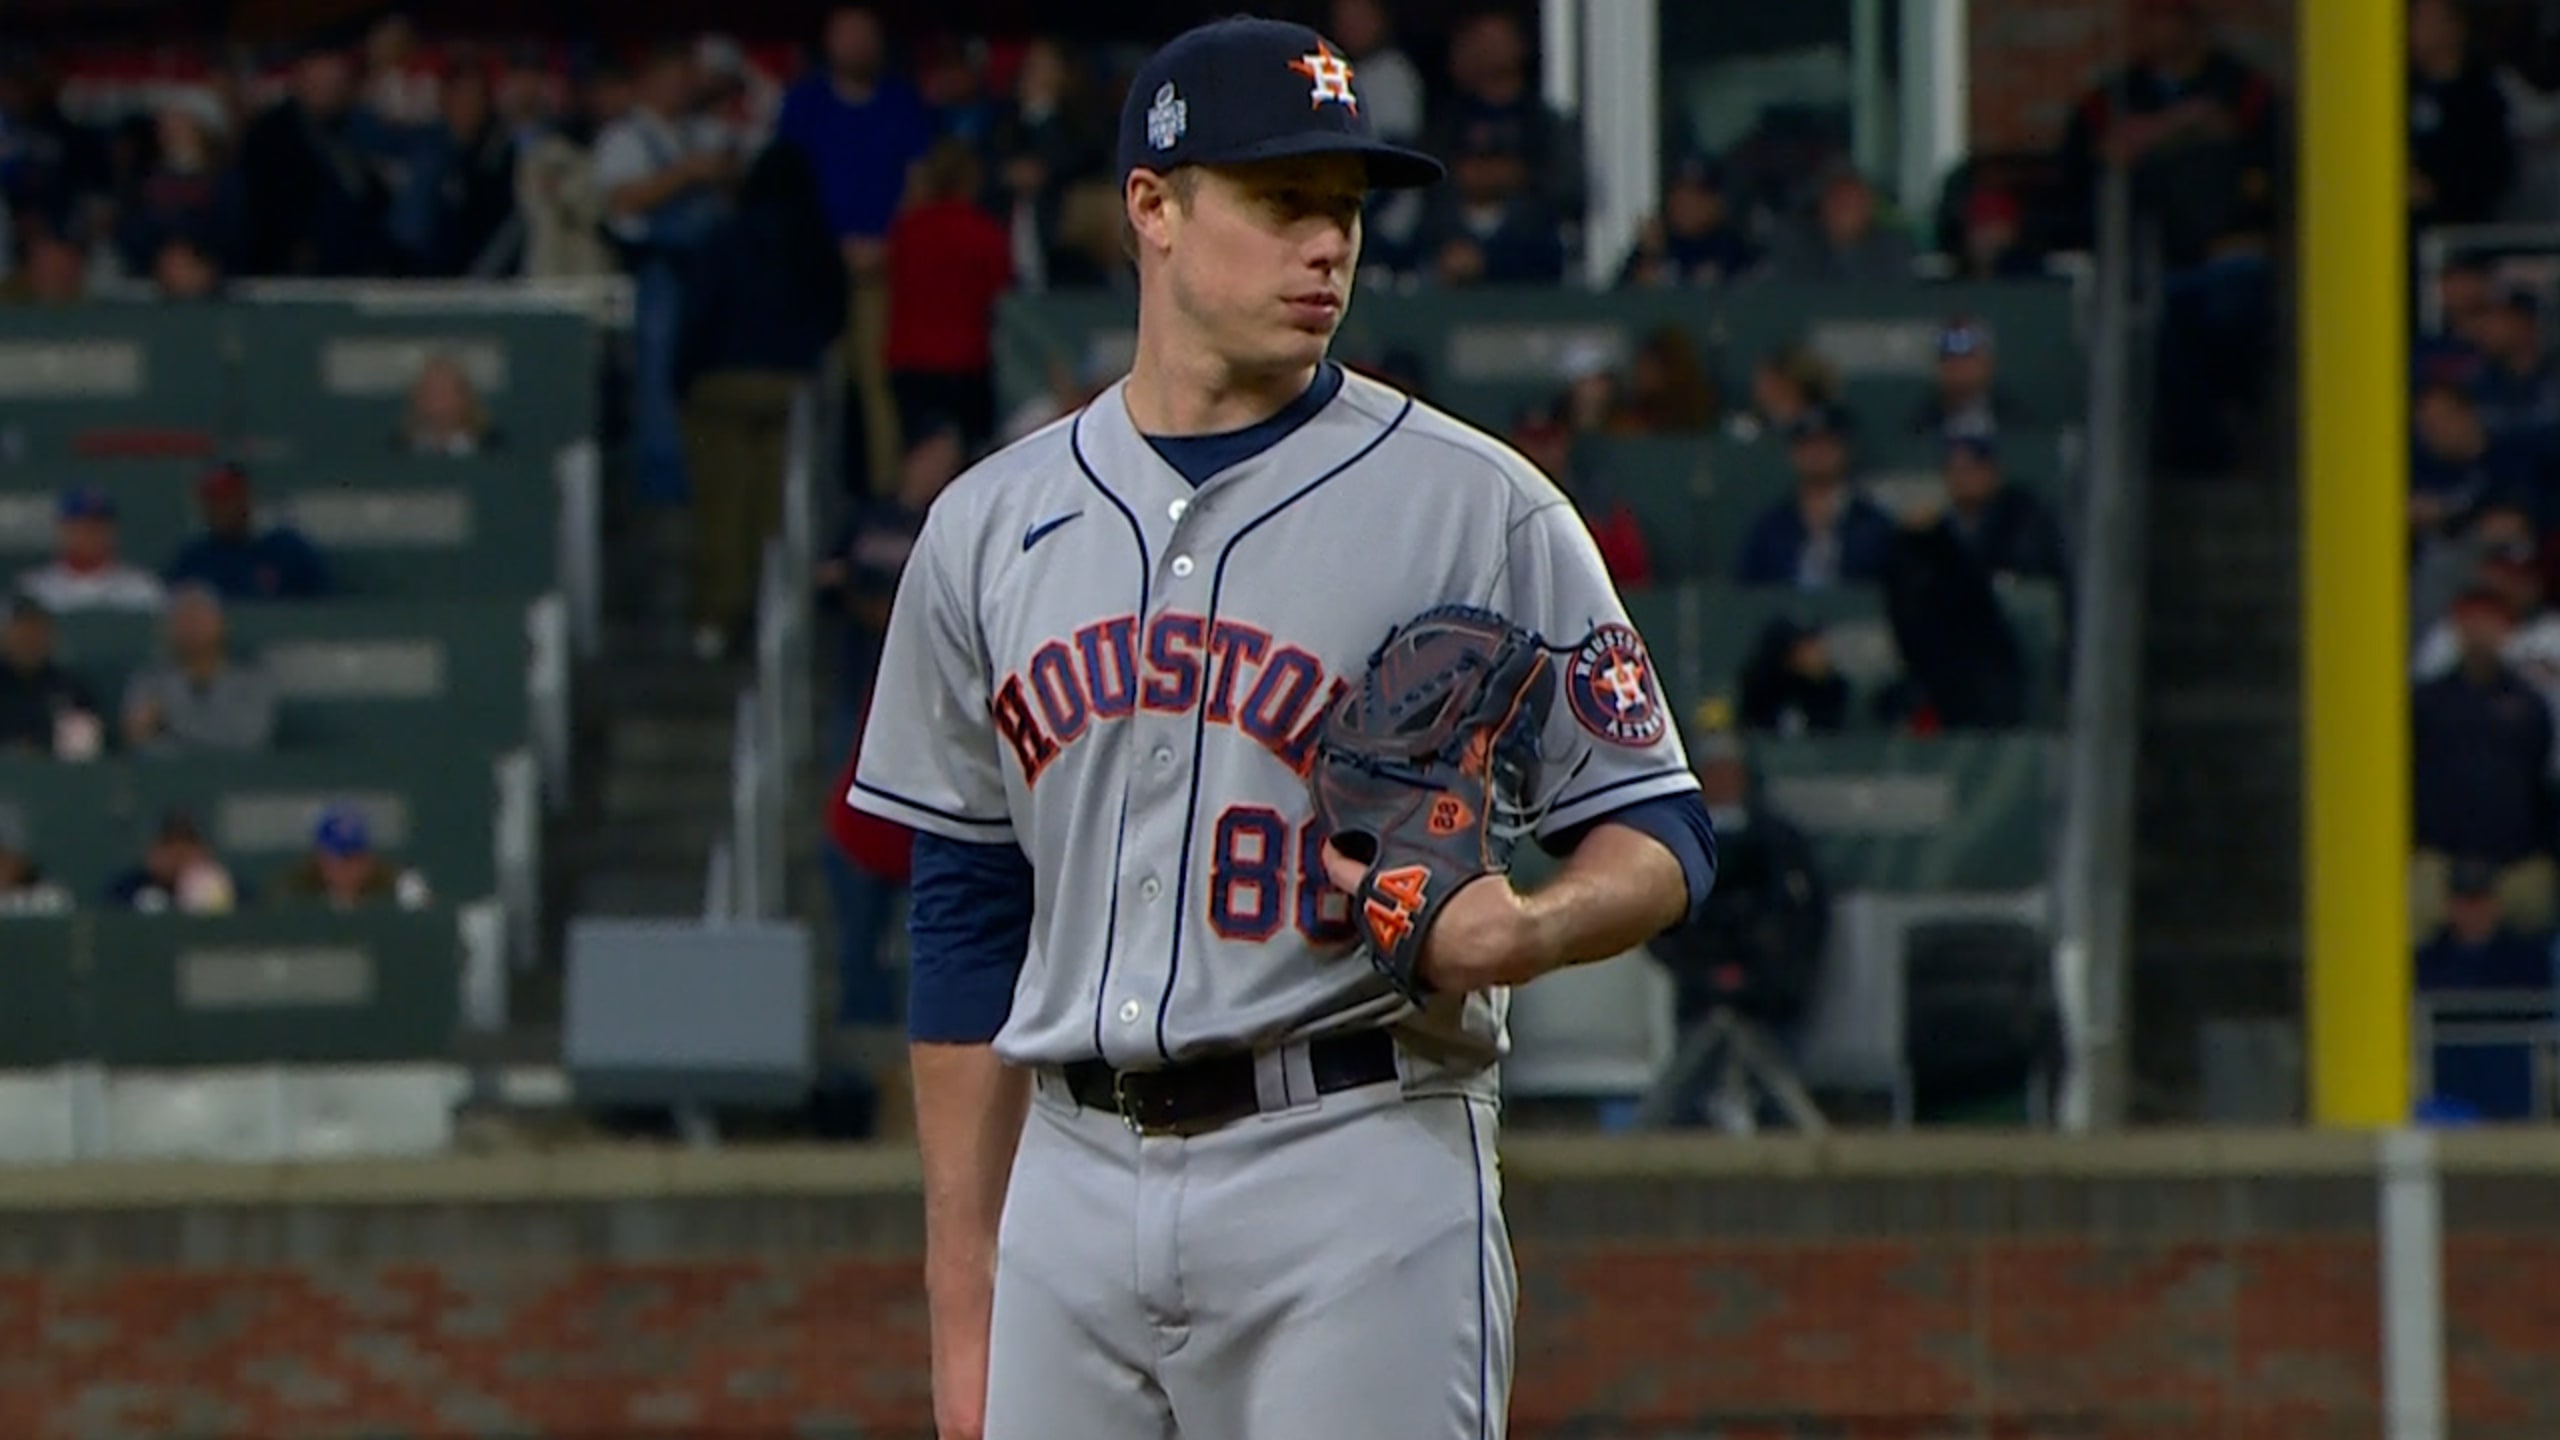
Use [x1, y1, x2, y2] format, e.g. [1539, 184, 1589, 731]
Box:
[1111, 1070, 1145, 1133]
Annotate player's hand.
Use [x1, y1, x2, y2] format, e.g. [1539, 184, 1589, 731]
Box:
[1320, 843, 1550, 993]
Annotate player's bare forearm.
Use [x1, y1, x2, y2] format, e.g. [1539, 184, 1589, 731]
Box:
[1517, 821, 1688, 975]
[912, 1042, 1030, 1326]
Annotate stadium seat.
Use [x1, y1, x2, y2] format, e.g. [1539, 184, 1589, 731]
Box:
[0, 305, 230, 465]
[228, 306, 597, 459]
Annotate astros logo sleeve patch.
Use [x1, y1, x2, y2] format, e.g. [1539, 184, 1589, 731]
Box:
[1564, 623, 1668, 747]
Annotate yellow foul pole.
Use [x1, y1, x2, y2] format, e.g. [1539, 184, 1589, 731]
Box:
[2300, 0, 2409, 1126]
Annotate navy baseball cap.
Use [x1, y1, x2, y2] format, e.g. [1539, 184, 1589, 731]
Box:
[56, 486, 114, 521]
[1117, 17, 1445, 191]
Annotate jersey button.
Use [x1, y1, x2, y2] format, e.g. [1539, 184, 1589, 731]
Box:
[1167, 498, 1188, 521]
[1140, 876, 1163, 900]
[1152, 745, 1175, 768]
[1118, 1000, 1142, 1025]
[1170, 555, 1195, 577]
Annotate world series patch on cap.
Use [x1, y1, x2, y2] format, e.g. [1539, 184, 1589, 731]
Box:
[1117, 16, 1445, 190]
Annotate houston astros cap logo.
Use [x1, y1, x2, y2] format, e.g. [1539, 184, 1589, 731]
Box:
[1288, 40, 1358, 112]
[1565, 623, 1667, 747]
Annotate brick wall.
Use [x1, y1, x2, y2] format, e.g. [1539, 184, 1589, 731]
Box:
[0, 1155, 2459, 1440]
[1968, 0, 2297, 154]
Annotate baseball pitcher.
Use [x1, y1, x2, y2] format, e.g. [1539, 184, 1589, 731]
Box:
[848, 16, 1718, 1439]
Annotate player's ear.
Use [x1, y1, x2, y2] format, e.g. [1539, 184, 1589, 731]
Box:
[1125, 170, 1178, 260]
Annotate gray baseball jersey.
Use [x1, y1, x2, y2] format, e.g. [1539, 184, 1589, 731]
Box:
[848, 366, 1698, 1079]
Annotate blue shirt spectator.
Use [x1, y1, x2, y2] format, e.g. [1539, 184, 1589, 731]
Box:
[2413, 381, 2542, 534]
[164, 464, 328, 602]
[1736, 408, 1898, 589]
[776, 7, 940, 243]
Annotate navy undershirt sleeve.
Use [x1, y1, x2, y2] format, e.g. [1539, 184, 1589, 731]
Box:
[1142, 363, 1345, 486]
[1552, 791, 1719, 930]
[907, 833, 1036, 1044]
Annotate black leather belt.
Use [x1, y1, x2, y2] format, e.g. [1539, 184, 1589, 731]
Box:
[1061, 1028, 1400, 1136]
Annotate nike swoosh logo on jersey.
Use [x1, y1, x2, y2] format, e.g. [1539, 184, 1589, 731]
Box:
[1022, 512, 1083, 552]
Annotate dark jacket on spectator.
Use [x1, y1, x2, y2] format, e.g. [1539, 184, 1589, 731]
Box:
[2414, 664, 2555, 863]
[236, 99, 393, 276]
[1410, 188, 1568, 285]
[0, 659, 94, 752]
[1736, 618, 1849, 735]
[2061, 50, 2278, 267]
[165, 529, 330, 602]
[2418, 927, 2551, 992]
[2412, 61, 2516, 228]
[1736, 493, 1898, 589]
[677, 146, 848, 396]
[426, 122, 522, 276]
[1883, 525, 2029, 729]
[1938, 488, 2070, 585]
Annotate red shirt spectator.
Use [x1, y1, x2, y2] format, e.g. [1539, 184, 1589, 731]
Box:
[885, 146, 1012, 376]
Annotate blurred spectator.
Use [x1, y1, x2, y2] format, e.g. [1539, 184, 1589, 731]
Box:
[2418, 256, 2496, 394]
[2418, 857, 2550, 990]
[0, 594, 100, 760]
[1725, 343, 1842, 444]
[165, 462, 330, 602]
[2060, 0, 2278, 269]
[2413, 584, 2558, 936]
[680, 143, 849, 662]
[2413, 857, 2553, 1122]
[113, 105, 237, 278]
[816, 421, 964, 1032]
[1948, 187, 2043, 281]
[999, 344, 1120, 445]
[1507, 403, 1651, 587]
[2416, 542, 2560, 733]
[598, 42, 741, 506]
[886, 138, 1012, 452]
[1619, 326, 1719, 433]
[2467, 286, 2560, 467]
[1909, 320, 2032, 435]
[777, 4, 940, 495]
[363, 14, 440, 127]
[517, 64, 617, 280]
[2060, 0, 2278, 469]
[1880, 505, 2032, 732]
[1910, 432, 2069, 586]
[982, 38, 1112, 292]
[0, 58, 111, 244]
[417, 65, 524, 276]
[2415, 497, 2541, 657]
[1737, 617, 1849, 736]
[1330, 0, 1426, 143]
[1556, 341, 1627, 436]
[106, 810, 240, 915]
[2412, 381, 2538, 543]
[121, 585, 276, 755]
[2410, 0, 2515, 229]
[401, 353, 500, 456]
[270, 804, 432, 912]
[0, 812, 70, 915]
[16, 489, 164, 614]
[1412, 117, 1567, 286]
[1735, 407, 1896, 589]
[1618, 154, 1757, 289]
[1427, 12, 1584, 216]
[1765, 167, 1916, 284]
[152, 236, 227, 300]
[236, 49, 393, 277]
[1, 230, 87, 304]
[1642, 727, 1830, 1130]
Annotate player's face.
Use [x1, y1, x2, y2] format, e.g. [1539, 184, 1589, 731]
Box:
[1160, 155, 1367, 375]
